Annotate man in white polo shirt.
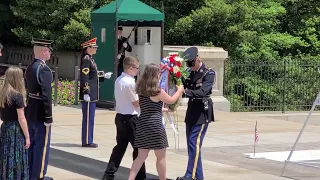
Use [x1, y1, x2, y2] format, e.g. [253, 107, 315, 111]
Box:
[102, 56, 146, 180]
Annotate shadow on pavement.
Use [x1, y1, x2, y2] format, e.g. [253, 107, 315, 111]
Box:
[50, 143, 82, 148]
[49, 148, 170, 180]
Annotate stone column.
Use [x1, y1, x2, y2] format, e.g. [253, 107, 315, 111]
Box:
[163, 46, 230, 112]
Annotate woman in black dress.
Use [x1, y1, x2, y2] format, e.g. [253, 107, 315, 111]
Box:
[0, 67, 30, 180]
[128, 63, 184, 180]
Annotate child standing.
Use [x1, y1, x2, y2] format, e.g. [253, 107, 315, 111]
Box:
[128, 63, 184, 180]
[0, 67, 30, 180]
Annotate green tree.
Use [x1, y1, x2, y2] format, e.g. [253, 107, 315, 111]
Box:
[0, 0, 17, 44]
[7, 0, 202, 49]
[280, 0, 320, 55]
[169, 0, 320, 111]
[10, 0, 112, 51]
[142, 0, 205, 44]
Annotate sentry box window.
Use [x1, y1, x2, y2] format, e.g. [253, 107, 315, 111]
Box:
[135, 28, 151, 45]
[101, 28, 106, 42]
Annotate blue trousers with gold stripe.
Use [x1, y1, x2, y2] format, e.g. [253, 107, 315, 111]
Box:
[81, 101, 96, 145]
[185, 123, 209, 180]
[28, 120, 51, 179]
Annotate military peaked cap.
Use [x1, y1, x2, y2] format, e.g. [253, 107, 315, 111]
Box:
[81, 37, 98, 48]
[31, 38, 54, 49]
[181, 47, 198, 62]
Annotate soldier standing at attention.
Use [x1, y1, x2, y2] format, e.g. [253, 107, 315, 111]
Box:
[80, 37, 112, 148]
[117, 26, 132, 77]
[25, 38, 54, 180]
[176, 47, 215, 180]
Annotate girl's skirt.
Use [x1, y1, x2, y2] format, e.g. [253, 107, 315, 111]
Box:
[0, 120, 29, 180]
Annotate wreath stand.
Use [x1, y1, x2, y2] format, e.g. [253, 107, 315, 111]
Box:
[163, 107, 180, 151]
[159, 54, 181, 151]
[173, 110, 180, 151]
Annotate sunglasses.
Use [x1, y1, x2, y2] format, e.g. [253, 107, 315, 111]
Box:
[131, 66, 139, 70]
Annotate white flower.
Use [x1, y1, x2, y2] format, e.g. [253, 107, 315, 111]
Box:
[174, 56, 184, 62]
[173, 66, 180, 73]
[168, 52, 179, 56]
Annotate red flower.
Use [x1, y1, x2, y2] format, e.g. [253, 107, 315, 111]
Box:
[171, 54, 178, 58]
[176, 71, 182, 78]
[169, 67, 174, 73]
[176, 61, 182, 67]
[169, 54, 177, 63]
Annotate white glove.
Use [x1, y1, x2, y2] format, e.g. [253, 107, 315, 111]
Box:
[84, 94, 90, 101]
[117, 54, 121, 59]
[123, 42, 128, 48]
[104, 72, 113, 79]
[44, 122, 51, 127]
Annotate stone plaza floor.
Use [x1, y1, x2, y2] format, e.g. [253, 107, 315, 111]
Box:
[9, 105, 320, 179]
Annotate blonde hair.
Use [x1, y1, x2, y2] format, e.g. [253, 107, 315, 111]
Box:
[123, 56, 139, 70]
[0, 67, 26, 107]
[135, 63, 161, 97]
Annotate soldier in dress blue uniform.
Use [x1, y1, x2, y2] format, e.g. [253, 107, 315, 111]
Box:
[176, 47, 215, 180]
[117, 26, 132, 77]
[80, 37, 112, 148]
[25, 38, 54, 180]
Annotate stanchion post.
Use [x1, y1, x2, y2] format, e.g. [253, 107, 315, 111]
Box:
[281, 91, 320, 176]
[173, 110, 180, 152]
[54, 67, 58, 106]
[174, 112, 177, 150]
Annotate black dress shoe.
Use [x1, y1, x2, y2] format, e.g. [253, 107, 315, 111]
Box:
[39, 176, 54, 180]
[101, 173, 113, 180]
[176, 176, 194, 180]
[82, 143, 98, 148]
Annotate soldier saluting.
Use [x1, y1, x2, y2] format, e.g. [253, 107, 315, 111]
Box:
[80, 37, 112, 148]
[117, 26, 132, 77]
[176, 47, 215, 180]
[25, 38, 54, 180]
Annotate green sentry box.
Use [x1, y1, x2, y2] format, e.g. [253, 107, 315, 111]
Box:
[91, 0, 165, 109]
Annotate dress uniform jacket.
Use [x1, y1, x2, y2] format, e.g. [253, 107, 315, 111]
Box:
[118, 36, 132, 59]
[184, 63, 215, 125]
[79, 53, 100, 101]
[25, 59, 53, 123]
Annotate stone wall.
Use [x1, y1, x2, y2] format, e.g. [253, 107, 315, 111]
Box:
[164, 46, 230, 112]
[0, 45, 230, 111]
[0, 46, 81, 79]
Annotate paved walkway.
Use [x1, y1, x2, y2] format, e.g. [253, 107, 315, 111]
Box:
[7, 105, 320, 179]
